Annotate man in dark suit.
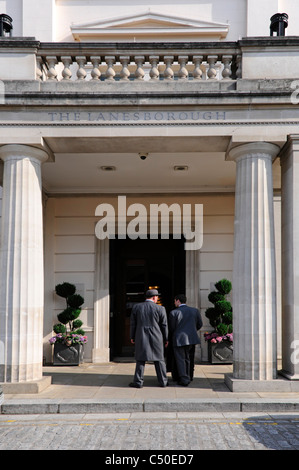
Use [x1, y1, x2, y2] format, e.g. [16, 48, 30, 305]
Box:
[169, 294, 203, 386]
[129, 289, 169, 388]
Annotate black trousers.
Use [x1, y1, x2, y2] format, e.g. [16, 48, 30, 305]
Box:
[173, 345, 194, 385]
[168, 344, 195, 382]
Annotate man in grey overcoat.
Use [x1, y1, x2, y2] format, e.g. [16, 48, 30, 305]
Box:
[129, 289, 169, 388]
[169, 294, 203, 386]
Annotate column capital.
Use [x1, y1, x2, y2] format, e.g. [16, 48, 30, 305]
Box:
[226, 142, 280, 162]
[0, 144, 49, 164]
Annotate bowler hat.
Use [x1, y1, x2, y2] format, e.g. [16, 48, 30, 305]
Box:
[146, 289, 160, 297]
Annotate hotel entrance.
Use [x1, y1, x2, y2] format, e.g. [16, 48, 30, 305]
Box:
[109, 237, 185, 358]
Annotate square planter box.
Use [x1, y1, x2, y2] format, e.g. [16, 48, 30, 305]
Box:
[53, 343, 84, 366]
[208, 341, 233, 364]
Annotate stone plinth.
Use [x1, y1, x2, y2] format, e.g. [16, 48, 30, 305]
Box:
[1, 376, 51, 394]
[225, 373, 299, 392]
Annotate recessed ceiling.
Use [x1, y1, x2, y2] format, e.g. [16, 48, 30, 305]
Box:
[41, 135, 281, 194]
[42, 151, 236, 193]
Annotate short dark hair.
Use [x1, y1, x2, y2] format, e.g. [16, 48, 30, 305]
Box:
[175, 294, 186, 304]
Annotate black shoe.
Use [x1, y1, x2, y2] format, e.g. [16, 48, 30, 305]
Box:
[129, 382, 143, 388]
[178, 381, 189, 386]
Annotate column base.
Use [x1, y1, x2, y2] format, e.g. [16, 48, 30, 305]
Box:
[279, 369, 299, 381]
[225, 373, 299, 392]
[0, 376, 51, 394]
[92, 348, 110, 363]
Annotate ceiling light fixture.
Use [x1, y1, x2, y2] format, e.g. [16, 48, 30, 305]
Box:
[174, 165, 188, 171]
[100, 166, 116, 171]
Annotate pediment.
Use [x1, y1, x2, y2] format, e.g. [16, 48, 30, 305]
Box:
[71, 11, 229, 42]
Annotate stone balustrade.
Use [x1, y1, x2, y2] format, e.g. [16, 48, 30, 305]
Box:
[2, 36, 299, 85]
[36, 42, 241, 82]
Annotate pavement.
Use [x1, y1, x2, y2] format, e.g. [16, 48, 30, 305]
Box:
[2, 360, 299, 415]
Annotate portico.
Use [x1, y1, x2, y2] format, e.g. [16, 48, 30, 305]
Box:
[0, 34, 299, 393]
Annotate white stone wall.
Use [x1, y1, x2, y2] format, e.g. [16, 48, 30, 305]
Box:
[44, 196, 97, 362]
[197, 194, 234, 361]
[198, 194, 234, 327]
[53, 0, 247, 42]
[3, 0, 299, 42]
[1, 0, 294, 43]
[0, 0, 299, 41]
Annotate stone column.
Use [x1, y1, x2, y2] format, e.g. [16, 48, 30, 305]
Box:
[92, 237, 110, 363]
[226, 142, 279, 383]
[280, 136, 299, 380]
[0, 145, 48, 385]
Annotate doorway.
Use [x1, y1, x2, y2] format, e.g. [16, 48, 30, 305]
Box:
[109, 237, 186, 358]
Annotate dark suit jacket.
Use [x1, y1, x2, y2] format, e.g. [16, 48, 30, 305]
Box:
[130, 300, 168, 361]
[169, 304, 203, 347]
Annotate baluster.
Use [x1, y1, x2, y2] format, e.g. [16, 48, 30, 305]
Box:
[222, 55, 232, 80]
[207, 55, 218, 80]
[134, 56, 145, 80]
[178, 56, 189, 80]
[149, 56, 160, 80]
[36, 56, 43, 81]
[192, 55, 203, 80]
[46, 56, 58, 81]
[76, 56, 87, 80]
[61, 56, 73, 80]
[90, 56, 101, 80]
[236, 54, 242, 79]
[164, 56, 174, 80]
[120, 56, 130, 81]
[105, 56, 116, 81]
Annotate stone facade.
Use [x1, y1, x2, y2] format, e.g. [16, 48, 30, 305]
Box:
[0, 0, 299, 391]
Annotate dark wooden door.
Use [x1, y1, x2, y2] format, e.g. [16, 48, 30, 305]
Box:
[109, 237, 185, 358]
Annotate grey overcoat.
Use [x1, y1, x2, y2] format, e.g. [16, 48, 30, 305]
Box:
[130, 300, 168, 361]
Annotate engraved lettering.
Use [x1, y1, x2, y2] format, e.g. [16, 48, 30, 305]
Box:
[109, 113, 119, 121]
[59, 113, 70, 121]
[216, 112, 226, 120]
[179, 112, 188, 120]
